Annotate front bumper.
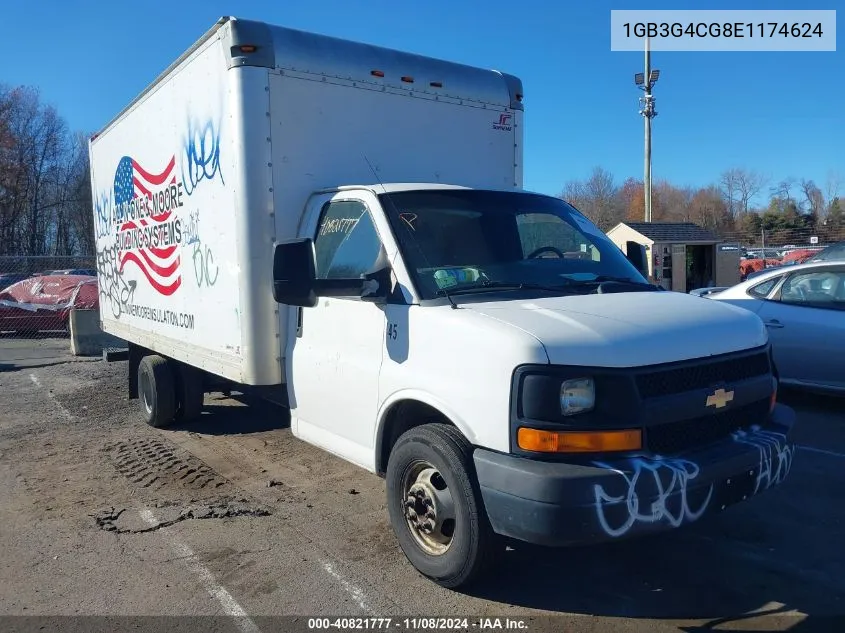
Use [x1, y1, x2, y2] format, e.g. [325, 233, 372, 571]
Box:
[474, 403, 796, 547]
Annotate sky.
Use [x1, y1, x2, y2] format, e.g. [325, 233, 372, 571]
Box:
[2, 0, 842, 205]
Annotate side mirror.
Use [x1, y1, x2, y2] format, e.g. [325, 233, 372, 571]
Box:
[625, 241, 649, 278]
[272, 238, 393, 307]
[272, 238, 318, 308]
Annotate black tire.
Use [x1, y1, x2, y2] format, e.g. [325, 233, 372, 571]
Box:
[386, 423, 500, 588]
[174, 363, 204, 422]
[138, 354, 177, 428]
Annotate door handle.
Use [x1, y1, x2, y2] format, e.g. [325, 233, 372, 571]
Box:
[764, 319, 784, 329]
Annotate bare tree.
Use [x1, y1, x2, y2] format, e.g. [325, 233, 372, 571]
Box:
[559, 179, 586, 210]
[720, 168, 740, 217]
[584, 167, 621, 229]
[0, 86, 66, 254]
[690, 186, 729, 230]
[63, 132, 95, 255]
[800, 179, 825, 220]
[0, 84, 89, 257]
[735, 168, 768, 216]
[581, 169, 619, 228]
[559, 167, 622, 230]
[826, 171, 843, 207]
[769, 177, 796, 206]
[0, 87, 18, 238]
[655, 181, 693, 222]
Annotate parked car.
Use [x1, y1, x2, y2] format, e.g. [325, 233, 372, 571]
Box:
[746, 248, 783, 261]
[0, 274, 98, 334]
[807, 241, 845, 263]
[50, 268, 98, 276]
[689, 286, 729, 297]
[745, 241, 845, 281]
[0, 273, 30, 292]
[707, 261, 845, 395]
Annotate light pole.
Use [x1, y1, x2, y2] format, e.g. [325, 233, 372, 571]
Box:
[635, 37, 659, 222]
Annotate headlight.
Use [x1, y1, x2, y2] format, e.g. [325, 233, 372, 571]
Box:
[560, 378, 595, 416]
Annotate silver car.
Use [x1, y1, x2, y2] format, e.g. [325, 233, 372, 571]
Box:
[707, 261, 845, 395]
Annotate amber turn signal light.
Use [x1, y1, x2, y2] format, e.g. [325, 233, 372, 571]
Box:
[517, 428, 642, 453]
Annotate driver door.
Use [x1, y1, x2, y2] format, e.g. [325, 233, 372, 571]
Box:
[288, 192, 387, 469]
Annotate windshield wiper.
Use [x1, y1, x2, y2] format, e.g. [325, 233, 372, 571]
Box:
[571, 275, 662, 291]
[435, 280, 571, 298]
[593, 275, 648, 285]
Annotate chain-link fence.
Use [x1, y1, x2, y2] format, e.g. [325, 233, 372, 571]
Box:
[0, 256, 97, 338]
[715, 226, 845, 281]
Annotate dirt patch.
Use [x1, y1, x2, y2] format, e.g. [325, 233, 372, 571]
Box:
[107, 436, 233, 495]
[92, 499, 272, 534]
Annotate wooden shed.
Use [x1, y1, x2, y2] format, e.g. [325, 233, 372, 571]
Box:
[606, 221, 741, 292]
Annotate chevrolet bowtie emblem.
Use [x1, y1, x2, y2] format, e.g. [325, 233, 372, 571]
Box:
[706, 388, 734, 409]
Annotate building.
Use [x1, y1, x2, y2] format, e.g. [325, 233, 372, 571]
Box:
[606, 221, 741, 293]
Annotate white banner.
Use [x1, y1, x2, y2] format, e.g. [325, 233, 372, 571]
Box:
[610, 10, 836, 51]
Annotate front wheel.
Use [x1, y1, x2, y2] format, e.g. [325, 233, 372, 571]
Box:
[385, 424, 500, 588]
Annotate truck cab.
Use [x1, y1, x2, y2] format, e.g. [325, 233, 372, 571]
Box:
[272, 183, 796, 588]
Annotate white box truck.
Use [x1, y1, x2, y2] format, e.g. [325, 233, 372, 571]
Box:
[90, 16, 796, 588]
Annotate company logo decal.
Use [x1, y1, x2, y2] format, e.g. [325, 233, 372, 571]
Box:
[113, 155, 184, 295]
[95, 117, 224, 303]
[492, 113, 513, 131]
[706, 387, 735, 409]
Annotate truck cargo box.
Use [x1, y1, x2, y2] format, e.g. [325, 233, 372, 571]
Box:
[91, 16, 524, 385]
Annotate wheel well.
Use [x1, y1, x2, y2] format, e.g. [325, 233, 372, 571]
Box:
[376, 400, 458, 476]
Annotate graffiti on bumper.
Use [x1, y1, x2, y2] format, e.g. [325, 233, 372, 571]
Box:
[592, 426, 794, 538]
[592, 457, 714, 538]
[731, 426, 794, 494]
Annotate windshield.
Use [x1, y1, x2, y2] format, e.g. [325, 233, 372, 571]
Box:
[378, 189, 648, 300]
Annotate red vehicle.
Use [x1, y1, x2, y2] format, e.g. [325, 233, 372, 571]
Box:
[0, 274, 98, 334]
[0, 273, 29, 291]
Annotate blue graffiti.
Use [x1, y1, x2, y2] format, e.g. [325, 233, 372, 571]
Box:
[94, 191, 113, 239]
[181, 118, 224, 196]
[183, 210, 201, 245]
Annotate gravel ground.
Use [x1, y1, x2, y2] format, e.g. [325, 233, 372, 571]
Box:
[0, 344, 843, 633]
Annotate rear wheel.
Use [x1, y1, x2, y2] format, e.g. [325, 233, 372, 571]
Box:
[386, 424, 500, 588]
[174, 363, 204, 422]
[138, 355, 176, 428]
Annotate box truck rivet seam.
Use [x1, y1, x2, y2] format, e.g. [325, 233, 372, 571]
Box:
[91, 16, 796, 590]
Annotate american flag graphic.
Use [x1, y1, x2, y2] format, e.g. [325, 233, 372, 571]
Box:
[113, 155, 182, 296]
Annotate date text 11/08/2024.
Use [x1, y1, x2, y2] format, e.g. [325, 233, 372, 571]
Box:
[307, 618, 529, 631]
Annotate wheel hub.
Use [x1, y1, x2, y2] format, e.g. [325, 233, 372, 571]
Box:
[401, 465, 456, 555]
[405, 482, 438, 534]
